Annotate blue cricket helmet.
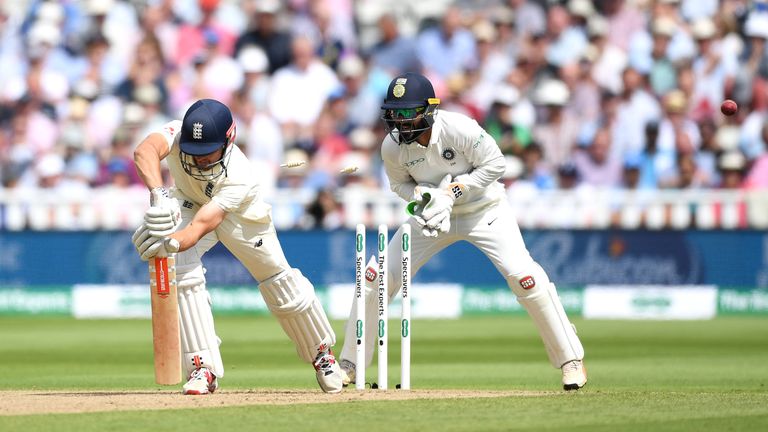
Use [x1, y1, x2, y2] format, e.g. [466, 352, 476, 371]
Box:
[381, 72, 440, 144]
[178, 99, 236, 180]
[381, 72, 437, 109]
[180, 99, 235, 155]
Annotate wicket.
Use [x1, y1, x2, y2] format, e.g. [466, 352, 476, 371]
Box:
[355, 223, 411, 390]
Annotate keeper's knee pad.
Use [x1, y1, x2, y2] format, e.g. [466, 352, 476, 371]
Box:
[259, 268, 336, 363]
[506, 261, 584, 368]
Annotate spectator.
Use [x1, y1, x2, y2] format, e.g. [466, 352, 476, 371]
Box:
[660, 152, 708, 189]
[114, 34, 168, 109]
[555, 161, 580, 190]
[267, 35, 340, 150]
[545, 4, 589, 68]
[714, 150, 749, 227]
[237, 45, 271, 110]
[620, 155, 642, 189]
[602, 0, 646, 52]
[588, 14, 627, 95]
[416, 6, 477, 80]
[516, 141, 555, 190]
[689, 17, 737, 121]
[532, 79, 580, 169]
[744, 121, 768, 189]
[336, 55, 381, 130]
[291, 1, 347, 71]
[174, 0, 237, 68]
[613, 65, 662, 158]
[235, 0, 292, 74]
[368, 13, 421, 76]
[305, 188, 344, 230]
[654, 89, 702, 183]
[573, 126, 623, 187]
[465, 18, 514, 112]
[508, 0, 547, 39]
[482, 83, 531, 155]
[732, 10, 768, 111]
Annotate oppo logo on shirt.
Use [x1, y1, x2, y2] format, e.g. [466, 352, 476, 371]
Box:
[404, 157, 425, 168]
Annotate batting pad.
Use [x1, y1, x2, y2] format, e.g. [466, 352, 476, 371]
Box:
[259, 268, 336, 363]
[173, 252, 224, 377]
[517, 282, 584, 368]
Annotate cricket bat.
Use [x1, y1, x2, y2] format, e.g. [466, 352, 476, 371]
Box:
[148, 255, 182, 385]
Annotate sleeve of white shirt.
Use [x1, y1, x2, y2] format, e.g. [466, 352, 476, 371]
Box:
[211, 183, 252, 213]
[381, 137, 417, 202]
[157, 120, 183, 153]
[210, 148, 259, 213]
[452, 115, 506, 189]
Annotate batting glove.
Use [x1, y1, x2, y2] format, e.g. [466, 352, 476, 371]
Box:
[132, 223, 180, 261]
[146, 187, 181, 236]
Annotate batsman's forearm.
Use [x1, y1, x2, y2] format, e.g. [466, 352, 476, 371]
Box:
[134, 134, 169, 190]
[169, 202, 226, 252]
[134, 152, 164, 189]
[169, 231, 197, 252]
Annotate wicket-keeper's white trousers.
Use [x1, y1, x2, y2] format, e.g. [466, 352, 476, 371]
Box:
[341, 200, 584, 371]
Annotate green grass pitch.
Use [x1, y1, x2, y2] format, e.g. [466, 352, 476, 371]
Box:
[1, 315, 767, 431]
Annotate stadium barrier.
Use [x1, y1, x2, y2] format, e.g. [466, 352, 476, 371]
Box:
[1, 187, 767, 230]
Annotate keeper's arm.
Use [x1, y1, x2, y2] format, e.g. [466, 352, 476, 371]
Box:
[454, 130, 506, 190]
[382, 139, 417, 201]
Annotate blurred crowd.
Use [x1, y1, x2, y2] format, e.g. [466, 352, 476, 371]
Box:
[2, 0, 768, 229]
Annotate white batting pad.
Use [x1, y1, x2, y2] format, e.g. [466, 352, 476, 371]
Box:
[178, 284, 224, 377]
[517, 282, 584, 368]
[259, 268, 336, 363]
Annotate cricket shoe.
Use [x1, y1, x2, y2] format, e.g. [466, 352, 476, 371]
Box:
[339, 359, 356, 386]
[561, 359, 587, 391]
[182, 367, 218, 395]
[313, 349, 343, 393]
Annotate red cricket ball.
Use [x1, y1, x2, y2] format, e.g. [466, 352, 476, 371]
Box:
[721, 99, 738, 116]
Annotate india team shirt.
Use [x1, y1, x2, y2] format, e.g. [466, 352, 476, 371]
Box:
[381, 110, 507, 214]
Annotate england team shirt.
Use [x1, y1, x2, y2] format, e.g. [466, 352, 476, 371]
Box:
[157, 120, 271, 222]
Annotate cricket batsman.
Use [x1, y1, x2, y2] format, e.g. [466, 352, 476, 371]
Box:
[339, 72, 587, 390]
[131, 99, 343, 394]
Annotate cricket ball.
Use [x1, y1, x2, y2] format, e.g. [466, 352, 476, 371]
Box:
[721, 99, 738, 116]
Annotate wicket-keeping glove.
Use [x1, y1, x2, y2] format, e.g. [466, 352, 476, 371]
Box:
[424, 208, 451, 234]
[419, 174, 466, 222]
[412, 213, 439, 237]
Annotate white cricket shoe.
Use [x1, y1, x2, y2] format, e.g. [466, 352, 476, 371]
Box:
[561, 359, 587, 391]
[313, 349, 343, 393]
[182, 367, 218, 395]
[339, 359, 356, 386]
